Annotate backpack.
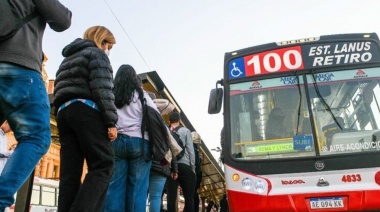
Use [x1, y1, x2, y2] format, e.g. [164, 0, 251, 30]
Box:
[140, 97, 171, 166]
[0, 0, 38, 42]
[171, 126, 185, 160]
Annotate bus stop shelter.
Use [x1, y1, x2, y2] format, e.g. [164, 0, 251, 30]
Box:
[15, 71, 225, 211]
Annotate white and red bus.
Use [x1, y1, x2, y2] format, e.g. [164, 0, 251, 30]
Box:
[208, 33, 380, 211]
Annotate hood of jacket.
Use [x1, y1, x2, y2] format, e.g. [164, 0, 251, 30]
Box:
[62, 38, 98, 57]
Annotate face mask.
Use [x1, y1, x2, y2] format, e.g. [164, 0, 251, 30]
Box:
[105, 49, 110, 56]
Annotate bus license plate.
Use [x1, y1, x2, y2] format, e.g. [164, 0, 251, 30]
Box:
[310, 197, 344, 209]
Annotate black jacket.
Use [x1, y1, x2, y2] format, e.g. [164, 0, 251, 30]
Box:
[151, 155, 178, 178]
[54, 38, 117, 127]
[0, 0, 71, 72]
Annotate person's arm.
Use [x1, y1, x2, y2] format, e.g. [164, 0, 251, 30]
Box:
[170, 154, 178, 180]
[87, 49, 118, 128]
[34, 0, 72, 32]
[185, 130, 195, 172]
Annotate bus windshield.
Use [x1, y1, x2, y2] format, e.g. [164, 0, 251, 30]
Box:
[229, 67, 380, 159]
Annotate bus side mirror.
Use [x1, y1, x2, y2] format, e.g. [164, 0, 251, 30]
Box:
[208, 88, 223, 114]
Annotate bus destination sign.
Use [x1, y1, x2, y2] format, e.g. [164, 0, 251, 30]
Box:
[228, 41, 380, 79]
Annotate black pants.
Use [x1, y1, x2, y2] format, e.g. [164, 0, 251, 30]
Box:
[167, 163, 196, 212]
[194, 171, 202, 211]
[194, 190, 200, 212]
[57, 102, 114, 212]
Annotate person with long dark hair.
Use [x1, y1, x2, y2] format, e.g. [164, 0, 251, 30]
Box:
[103, 64, 156, 212]
[54, 25, 118, 212]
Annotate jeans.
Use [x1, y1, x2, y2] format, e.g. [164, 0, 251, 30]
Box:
[57, 102, 114, 212]
[103, 135, 151, 212]
[0, 63, 51, 211]
[167, 163, 196, 212]
[149, 172, 167, 212]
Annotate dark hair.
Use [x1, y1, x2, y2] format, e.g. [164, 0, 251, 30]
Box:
[113, 64, 143, 108]
[169, 112, 180, 123]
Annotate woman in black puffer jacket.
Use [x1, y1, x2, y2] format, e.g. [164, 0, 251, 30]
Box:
[53, 26, 117, 212]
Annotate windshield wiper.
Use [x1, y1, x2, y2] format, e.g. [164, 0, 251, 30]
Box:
[311, 70, 343, 130]
[293, 71, 302, 135]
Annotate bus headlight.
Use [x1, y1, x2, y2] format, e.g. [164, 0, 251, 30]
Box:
[254, 180, 267, 194]
[241, 178, 254, 190]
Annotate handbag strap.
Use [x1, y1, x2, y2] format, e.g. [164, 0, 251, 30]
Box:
[138, 91, 150, 161]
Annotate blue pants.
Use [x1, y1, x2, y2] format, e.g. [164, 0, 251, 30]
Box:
[0, 63, 51, 211]
[103, 135, 151, 212]
[149, 172, 167, 212]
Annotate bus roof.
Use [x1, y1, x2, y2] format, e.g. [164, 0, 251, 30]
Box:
[225, 33, 380, 80]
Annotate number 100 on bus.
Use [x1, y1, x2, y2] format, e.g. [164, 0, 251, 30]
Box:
[229, 46, 304, 79]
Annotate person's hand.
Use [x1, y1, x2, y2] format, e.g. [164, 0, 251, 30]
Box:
[108, 127, 117, 142]
[171, 172, 178, 180]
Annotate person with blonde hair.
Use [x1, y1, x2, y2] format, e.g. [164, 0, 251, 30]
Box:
[54, 26, 117, 212]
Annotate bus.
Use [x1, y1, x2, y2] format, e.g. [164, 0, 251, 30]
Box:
[208, 33, 380, 211]
[10, 177, 59, 212]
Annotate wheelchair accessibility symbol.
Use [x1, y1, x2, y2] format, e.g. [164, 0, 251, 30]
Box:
[230, 62, 243, 78]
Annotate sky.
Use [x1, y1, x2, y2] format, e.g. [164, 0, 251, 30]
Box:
[43, 0, 380, 162]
